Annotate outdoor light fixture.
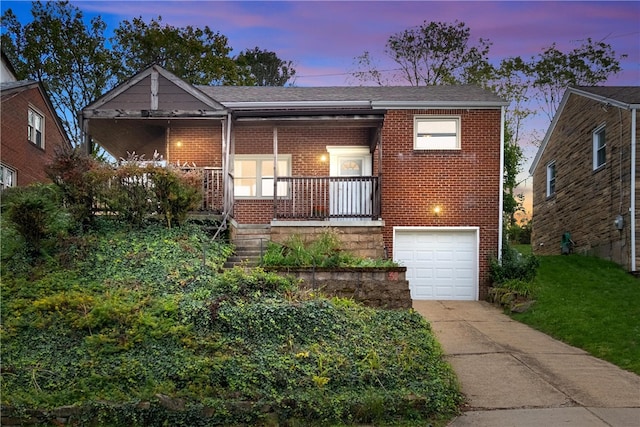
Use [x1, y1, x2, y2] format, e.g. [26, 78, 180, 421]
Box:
[433, 205, 442, 216]
[320, 154, 327, 162]
[176, 140, 183, 148]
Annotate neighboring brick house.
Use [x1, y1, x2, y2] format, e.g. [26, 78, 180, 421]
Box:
[81, 65, 508, 300]
[1, 51, 71, 188]
[529, 86, 639, 273]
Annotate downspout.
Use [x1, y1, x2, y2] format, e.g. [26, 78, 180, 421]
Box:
[631, 108, 637, 272]
[377, 125, 383, 220]
[498, 106, 506, 260]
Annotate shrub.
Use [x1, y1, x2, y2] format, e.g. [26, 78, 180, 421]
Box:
[46, 146, 102, 231]
[149, 167, 202, 229]
[261, 228, 397, 268]
[1, 184, 69, 261]
[1, 222, 461, 425]
[489, 243, 539, 285]
[100, 162, 154, 228]
[507, 219, 532, 244]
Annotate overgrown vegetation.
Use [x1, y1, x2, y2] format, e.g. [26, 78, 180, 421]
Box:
[261, 228, 399, 268]
[1, 183, 461, 424]
[488, 241, 540, 312]
[510, 252, 640, 375]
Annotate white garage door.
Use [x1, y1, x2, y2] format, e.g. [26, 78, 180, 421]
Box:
[394, 228, 478, 300]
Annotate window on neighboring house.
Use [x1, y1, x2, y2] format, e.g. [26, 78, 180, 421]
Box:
[234, 155, 291, 198]
[414, 116, 461, 150]
[546, 161, 556, 197]
[593, 124, 606, 170]
[0, 164, 16, 190]
[28, 107, 44, 149]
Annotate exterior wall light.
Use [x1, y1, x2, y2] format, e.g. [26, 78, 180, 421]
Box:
[320, 154, 327, 162]
[433, 205, 442, 216]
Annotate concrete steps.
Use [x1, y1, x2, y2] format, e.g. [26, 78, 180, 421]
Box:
[223, 224, 271, 269]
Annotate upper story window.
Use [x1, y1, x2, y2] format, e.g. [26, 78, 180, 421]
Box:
[0, 164, 16, 190]
[414, 116, 460, 150]
[234, 155, 291, 198]
[546, 161, 556, 197]
[593, 124, 606, 170]
[28, 107, 44, 149]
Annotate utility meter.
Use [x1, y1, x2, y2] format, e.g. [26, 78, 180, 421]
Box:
[614, 215, 624, 230]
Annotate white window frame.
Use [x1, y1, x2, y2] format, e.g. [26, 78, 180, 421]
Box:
[234, 154, 291, 199]
[414, 116, 461, 150]
[546, 161, 556, 197]
[0, 163, 16, 190]
[593, 124, 606, 170]
[28, 106, 45, 149]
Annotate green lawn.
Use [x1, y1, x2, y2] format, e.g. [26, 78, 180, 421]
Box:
[510, 247, 640, 375]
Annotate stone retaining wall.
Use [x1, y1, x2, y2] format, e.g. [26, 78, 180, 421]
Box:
[269, 266, 411, 309]
[270, 223, 386, 260]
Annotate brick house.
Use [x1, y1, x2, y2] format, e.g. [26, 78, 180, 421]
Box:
[529, 86, 639, 273]
[1, 51, 71, 188]
[81, 65, 508, 300]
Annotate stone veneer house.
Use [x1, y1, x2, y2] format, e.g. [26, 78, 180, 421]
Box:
[1, 51, 70, 189]
[81, 65, 508, 300]
[529, 86, 639, 273]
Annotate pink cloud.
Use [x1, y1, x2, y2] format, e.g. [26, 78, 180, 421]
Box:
[40, 1, 640, 86]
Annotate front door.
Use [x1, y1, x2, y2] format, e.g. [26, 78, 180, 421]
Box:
[327, 146, 372, 218]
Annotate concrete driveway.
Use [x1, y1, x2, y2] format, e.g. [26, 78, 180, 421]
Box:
[413, 301, 640, 427]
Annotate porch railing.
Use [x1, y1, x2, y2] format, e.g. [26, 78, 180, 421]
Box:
[181, 167, 224, 213]
[274, 176, 380, 220]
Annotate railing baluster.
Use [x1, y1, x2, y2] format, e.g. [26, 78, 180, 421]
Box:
[273, 176, 378, 220]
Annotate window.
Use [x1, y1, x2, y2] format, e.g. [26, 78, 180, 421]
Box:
[546, 161, 556, 197]
[593, 124, 606, 170]
[0, 164, 16, 190]
[234, 155, 291, 198]
[414, 116, 460, 150]
[28, 107, 44, 149]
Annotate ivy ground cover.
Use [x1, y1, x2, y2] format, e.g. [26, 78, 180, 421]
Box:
[1, 220, 462, 425]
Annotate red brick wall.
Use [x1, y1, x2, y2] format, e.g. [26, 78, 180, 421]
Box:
[233, 125, 370, 223]
[1, 86, 69, 186]
[166, 125, 223, 167]
[379, 109, 502, 297]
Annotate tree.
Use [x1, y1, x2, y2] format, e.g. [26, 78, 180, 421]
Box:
[235, 47, 296, 86]
[111, 16, 240, 85]
[353, 20, 492, 86]
[1, 0, 117, 146]
[353, 22, 624, 222]
[530, 38, 624, 121]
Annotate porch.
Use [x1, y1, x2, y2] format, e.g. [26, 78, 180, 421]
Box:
[199, 172, 381, 221]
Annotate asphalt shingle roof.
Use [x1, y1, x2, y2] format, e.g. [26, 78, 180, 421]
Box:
[574, 86, 640, 105]
[195, 85, 507, 106]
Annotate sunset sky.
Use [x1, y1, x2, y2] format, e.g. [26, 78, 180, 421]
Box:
[2, 0, 639, 215]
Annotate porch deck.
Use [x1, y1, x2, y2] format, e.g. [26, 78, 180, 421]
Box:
[186, 170, 382, 221]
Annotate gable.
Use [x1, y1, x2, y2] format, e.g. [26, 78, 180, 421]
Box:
[84, 65, 226, 116]
[530, 86, 640, 175]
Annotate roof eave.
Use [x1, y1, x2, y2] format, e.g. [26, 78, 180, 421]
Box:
[222, 100, 372, 110]
[570, 87, 639, 111]
[372, 100, 509, 109]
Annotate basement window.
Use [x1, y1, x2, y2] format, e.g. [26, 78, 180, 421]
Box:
[414, 116, 460, 150]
